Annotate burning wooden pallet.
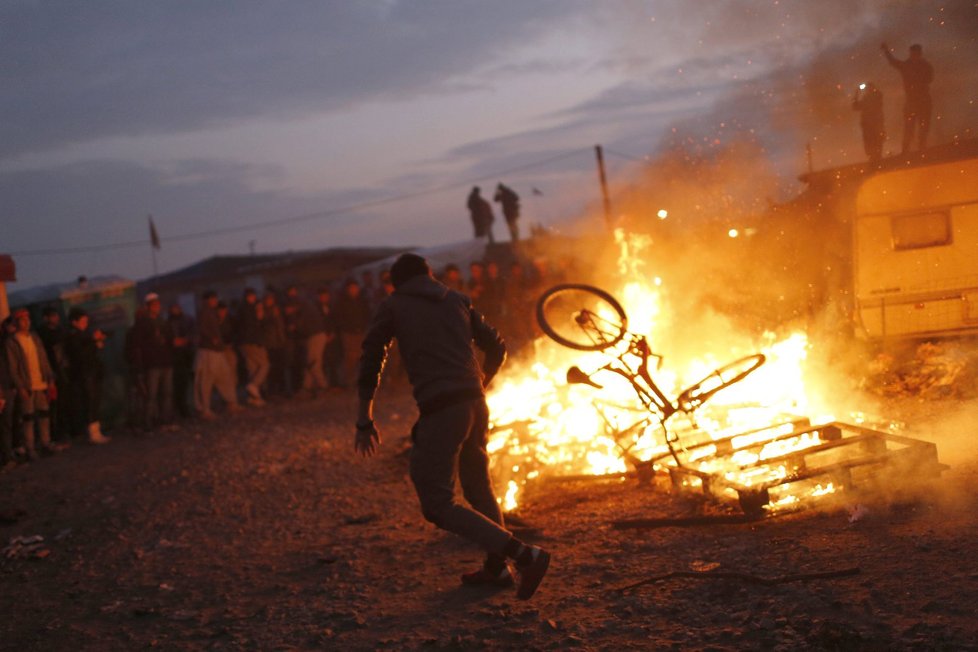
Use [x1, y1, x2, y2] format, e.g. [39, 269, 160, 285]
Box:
[664, 421, 948, 515]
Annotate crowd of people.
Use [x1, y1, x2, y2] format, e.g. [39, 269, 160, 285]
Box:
[0, 255, 567, 472]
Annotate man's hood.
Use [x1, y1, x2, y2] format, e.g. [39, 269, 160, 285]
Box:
[395, 275, 450, 302]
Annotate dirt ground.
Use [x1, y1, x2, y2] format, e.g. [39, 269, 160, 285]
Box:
[1, 387, 976, 651]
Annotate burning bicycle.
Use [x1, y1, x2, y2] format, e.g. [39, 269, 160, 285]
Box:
[535, 283, 765, 473]
[524, 283, 947, 516]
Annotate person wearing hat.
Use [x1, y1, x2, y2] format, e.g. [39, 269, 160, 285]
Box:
[64, 307, 110, 444]
[4, 308, 57, 459]
[355, 253, 551, 600]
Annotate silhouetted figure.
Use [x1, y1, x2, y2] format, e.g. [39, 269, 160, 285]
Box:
[440, 263, 464, 292]
[467, 187, 495, 244]
[355, 253, 551, 598]
[493, 183, 521, 242]
[333, 279, 371, 388]
[852, 82, 886, 161]
[881, 42, 933, 153]
[168, 303, 196, 417]
[37, 307, 69, 441]
[64, 308, 109, 444]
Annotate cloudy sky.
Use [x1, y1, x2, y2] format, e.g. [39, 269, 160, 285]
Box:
[3, 0, 976, 289]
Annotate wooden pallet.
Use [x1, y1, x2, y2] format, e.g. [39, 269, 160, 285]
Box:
[664, 421, 948, 515]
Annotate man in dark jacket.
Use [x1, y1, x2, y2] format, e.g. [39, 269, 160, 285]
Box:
[64, 307, 110, 444]
[333, 279, 371, 388]
[355, 254, 550, 600]
[881, 42, 934, 152]
[37, 307, 70, 442]
[262, 292, 289, 397]
[493, 183, 521, 243]
[852, 82, 885, 161]
[130, 293, 175, 428]
[236, 288, 268, 406]
[193, 291, 240, 420]
[168, 303, 195, 418]
[467, 186, 495, 244]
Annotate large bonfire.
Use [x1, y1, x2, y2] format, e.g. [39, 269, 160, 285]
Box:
[486, 228, 872, 513]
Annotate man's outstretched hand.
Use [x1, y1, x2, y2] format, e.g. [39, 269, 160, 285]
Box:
[355, 423, 381, 457]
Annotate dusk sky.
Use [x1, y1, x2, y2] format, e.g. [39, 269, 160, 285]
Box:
[4, 1, 976, 289]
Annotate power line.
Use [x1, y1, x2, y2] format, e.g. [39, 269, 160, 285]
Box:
[603, 147, 650, 164]
[10, 148, 586, 257]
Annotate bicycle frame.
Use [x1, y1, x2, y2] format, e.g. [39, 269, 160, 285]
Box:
[570, 333, 687, 465]
[539, 283, 766, 470]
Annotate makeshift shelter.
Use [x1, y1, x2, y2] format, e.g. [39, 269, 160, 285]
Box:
[347, 239, 528, 283]
[141, 247, 401, 315]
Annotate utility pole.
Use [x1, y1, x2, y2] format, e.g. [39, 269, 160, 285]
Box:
[594, 145, 613, 230]
[148, 214, 159, 284]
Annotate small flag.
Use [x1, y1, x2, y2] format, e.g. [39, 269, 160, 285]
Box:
[148, 215, 161, 250]
[532, 187, 544, 196]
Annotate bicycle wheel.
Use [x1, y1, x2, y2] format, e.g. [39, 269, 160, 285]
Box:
[536, 284, 628, 351]
[676, 353, 766, 411]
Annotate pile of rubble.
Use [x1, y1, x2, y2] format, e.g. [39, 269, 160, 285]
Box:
[863, 341, 978, 399]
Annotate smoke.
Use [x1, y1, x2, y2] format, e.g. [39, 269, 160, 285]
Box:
[917, 399, 978, 467]
[683, 0, 978, 170]
[545, 0, 978, 371]
[514, 0, 977, 469]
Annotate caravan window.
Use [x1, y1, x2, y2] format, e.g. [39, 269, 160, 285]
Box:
[891, 211, 952, 250]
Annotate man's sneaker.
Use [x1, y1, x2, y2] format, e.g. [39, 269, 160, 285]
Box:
[515, 546, 551, 600]
[461, 565, 515, 588]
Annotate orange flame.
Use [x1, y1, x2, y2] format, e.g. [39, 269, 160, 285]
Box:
[488, 229, 841, 512]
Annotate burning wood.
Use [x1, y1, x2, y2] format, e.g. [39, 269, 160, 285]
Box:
[487, 230, 947, 515]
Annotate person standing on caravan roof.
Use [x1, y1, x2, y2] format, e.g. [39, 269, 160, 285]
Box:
[852, 82, 886, 161]
[881, 42, 934, 153]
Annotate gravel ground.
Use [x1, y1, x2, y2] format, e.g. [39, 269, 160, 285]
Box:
[1, 388, 976, 651]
